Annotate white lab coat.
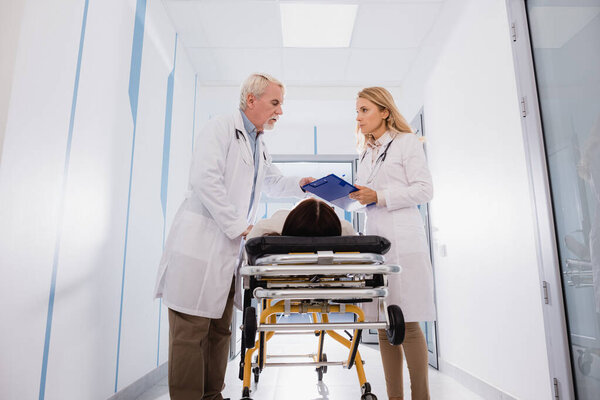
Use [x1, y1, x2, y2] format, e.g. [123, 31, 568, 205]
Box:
[356, 132, 436, 322]
[154, 110, 304, 318]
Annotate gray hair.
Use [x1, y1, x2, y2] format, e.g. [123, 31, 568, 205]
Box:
[239, 73, 285, 110]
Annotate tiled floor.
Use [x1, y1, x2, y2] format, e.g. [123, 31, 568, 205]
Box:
[136, 333, 483, 400]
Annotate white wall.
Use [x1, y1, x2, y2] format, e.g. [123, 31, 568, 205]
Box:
[0, 0, 26, 164]
[195, 85, 405, 156]
[423, 0, 552, 398]
[0, 0, 196, 398]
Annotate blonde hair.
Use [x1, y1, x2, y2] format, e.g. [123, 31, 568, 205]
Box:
[356, 87, 413, 152]
[239, 73, 285, 110]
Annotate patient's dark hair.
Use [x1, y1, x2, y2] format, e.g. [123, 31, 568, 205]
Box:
[282, 198, 342, 237]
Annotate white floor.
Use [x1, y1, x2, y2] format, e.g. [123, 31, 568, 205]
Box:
[136, 333, 483, 400]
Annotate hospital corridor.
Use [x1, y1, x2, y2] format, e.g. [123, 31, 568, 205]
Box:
[1, 0, 599, 399]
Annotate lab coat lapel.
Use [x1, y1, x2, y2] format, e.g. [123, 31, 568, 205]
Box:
[234, 110, 254, 165]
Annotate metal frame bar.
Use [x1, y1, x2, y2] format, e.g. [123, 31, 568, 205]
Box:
[241, 264, 400, 277]
[254, 288, 388, 300]
[505, 1, 575, 398]
[254, 252, 385, 266]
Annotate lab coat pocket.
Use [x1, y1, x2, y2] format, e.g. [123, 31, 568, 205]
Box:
[262, 149, 273, 167]
[171, 210, 217, 261]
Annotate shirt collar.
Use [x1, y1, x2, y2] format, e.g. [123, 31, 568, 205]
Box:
[240, 109, 259, 140]
[366, 131, 393, 149]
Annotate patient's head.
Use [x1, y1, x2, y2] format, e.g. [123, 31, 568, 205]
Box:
[282, 198, 342, 236]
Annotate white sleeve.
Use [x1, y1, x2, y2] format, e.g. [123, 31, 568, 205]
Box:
[381, 135, 433, 210]
[262, 161, 306, 199]
[190, 118, 248, 239]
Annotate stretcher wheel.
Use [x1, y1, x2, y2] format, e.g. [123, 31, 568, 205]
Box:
[243, 307, 257, 349]
[360, 382, 377, 400]
[252, 366, 260, 383]
[316, 352, 328, 381]
[386, 305, 405, 345]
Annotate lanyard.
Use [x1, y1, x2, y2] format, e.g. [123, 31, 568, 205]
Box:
[363, 139, 394, 184]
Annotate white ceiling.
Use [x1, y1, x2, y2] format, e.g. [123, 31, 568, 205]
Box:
[162, 0, 446, 86]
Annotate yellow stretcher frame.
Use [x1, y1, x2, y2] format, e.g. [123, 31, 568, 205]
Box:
[241, 301, 368, 391]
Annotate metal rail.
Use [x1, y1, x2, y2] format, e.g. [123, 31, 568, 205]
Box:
[258, 322, 388, 332]
[254, 287, 388, 300]
[241, 264, 400, 277]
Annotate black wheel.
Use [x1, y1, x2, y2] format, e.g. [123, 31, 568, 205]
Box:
[321, 353, 328, 374]
[253, 366, 260, 383]
[361, 382, 377, 400]
[316, 366, 323, 381]
[361, 382, 371, 394]
[386, 305, 405, 345]
[243, 307, 257, 349]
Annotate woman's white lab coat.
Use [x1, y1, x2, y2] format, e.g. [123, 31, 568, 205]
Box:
[154, 110, 304, 319]
[356, 132, 436, 322]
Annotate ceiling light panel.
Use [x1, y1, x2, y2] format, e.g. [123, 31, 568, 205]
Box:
[280, 3, 358, 47]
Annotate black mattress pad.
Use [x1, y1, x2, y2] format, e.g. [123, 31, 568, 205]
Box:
[244, 235, 390, 264]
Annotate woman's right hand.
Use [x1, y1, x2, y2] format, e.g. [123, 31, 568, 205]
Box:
[349, 185, 378, 205]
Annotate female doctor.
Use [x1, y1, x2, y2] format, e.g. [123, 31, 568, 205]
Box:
[349, 87, 435, 400]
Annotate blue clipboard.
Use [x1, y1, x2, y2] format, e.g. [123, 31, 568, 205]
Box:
[302, 174, 371, 212]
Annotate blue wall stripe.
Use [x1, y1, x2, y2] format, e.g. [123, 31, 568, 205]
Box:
[115, 0, 147, 392]
[313, 125, 317, 155]
[192, 73, 197, 152]
[157, 32, 178, 367]
[160, 34, 177, 223]
[344, 211, 352, 223]
[39, 1, 90, 399]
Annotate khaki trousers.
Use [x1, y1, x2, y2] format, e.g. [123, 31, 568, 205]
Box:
[168, 279, 235, 400]
[378, 322, 430, 400]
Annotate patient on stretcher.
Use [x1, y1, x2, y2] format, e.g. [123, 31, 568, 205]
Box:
[247, 198, 355, 239]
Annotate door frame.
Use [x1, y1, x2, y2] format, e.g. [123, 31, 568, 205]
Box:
[411, 107, 440, 369]
[505, 1, 575, 398]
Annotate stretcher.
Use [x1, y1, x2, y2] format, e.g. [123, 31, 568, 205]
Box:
[238, 235, 405, 400]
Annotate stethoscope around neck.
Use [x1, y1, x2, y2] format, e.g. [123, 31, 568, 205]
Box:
[360, 139, 394, 184]
[236, 128, 267, 161]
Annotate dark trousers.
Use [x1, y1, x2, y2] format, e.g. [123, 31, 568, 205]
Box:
[168, 279, 235, 400]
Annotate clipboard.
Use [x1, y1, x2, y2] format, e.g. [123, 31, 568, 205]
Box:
[301, 174, 372, 212]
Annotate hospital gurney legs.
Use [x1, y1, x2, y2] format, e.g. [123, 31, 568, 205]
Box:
[238, 298, 404, 400]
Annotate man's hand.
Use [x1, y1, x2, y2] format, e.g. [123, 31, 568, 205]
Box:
[241, 225, 253, 239]
[348, 184, 378, 205]
[299, 177, 316, 188]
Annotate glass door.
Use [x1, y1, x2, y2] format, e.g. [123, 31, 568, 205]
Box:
[411, 108, 439, 369]
[526, 1, 600, 397]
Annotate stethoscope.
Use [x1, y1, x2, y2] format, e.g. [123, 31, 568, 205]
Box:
[235, 129, 267, 161]
[360, 139, 394, 184]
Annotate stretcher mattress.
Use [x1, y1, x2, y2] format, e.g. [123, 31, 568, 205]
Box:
[244, 235, 391, 264]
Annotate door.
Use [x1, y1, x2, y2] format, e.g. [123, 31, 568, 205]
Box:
[525, 1, 600, 397]
[411, 108, 439, 369]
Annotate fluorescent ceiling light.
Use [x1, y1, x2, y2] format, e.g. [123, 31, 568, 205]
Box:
[280, 3, 358, 48]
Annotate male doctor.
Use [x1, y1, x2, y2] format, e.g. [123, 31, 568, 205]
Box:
[154, 73, 313, 400]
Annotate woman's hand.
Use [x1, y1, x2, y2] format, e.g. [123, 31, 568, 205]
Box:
[299, 176, 316, 188]
[349, 185, 378, 205]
